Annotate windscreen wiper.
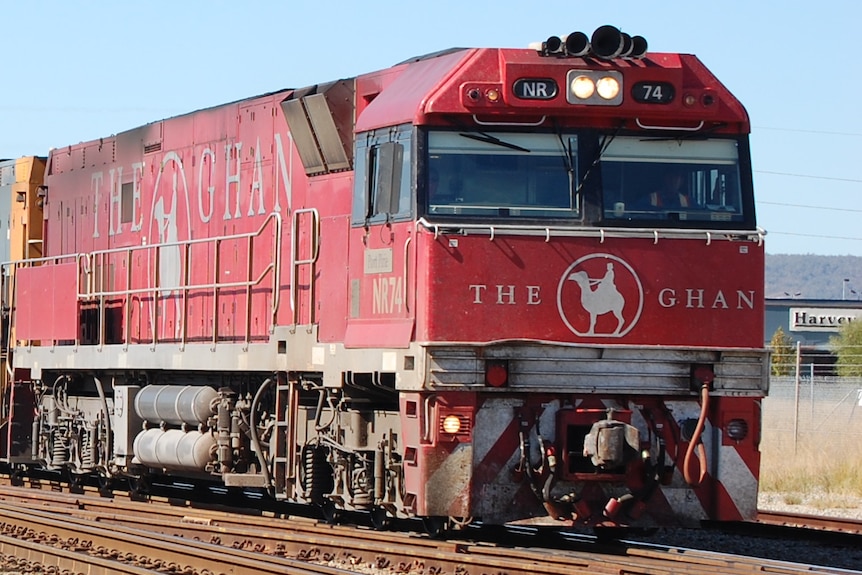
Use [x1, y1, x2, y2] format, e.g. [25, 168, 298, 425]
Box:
[555, 131, 574, 175]
[459, 132, 531, 153]
[576, 128, 620, 194]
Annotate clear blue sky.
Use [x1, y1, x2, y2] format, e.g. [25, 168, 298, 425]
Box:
[2, 1, 859, 256]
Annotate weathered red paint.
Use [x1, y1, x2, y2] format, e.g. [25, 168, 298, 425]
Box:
[16, 262, 78, 341]
[417, 234, 763, 348]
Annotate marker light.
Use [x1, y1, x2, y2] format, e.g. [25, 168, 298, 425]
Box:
[485, 361, 509, 387]
[485, 88, 501, 102]
[442, 414, 462, 434]
[726, 419, 749, 440]
[570, 75, 595, 99]
[596, 76, 621, 100]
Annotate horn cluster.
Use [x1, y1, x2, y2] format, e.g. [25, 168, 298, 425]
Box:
[531, 25, 647, 60]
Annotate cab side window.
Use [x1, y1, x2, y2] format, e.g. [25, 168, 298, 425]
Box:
[352, 125, 413, 225]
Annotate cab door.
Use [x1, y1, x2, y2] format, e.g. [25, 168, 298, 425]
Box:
[345, 125, 415, 348]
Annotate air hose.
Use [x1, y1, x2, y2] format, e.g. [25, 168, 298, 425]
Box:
[683, 383, 709, 486]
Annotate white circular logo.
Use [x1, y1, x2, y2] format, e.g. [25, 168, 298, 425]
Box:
[556, 254, 643, 337]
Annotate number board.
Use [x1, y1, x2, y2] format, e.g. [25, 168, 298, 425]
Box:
[513, 78, 558, 100]
[632, 82, 675, 104]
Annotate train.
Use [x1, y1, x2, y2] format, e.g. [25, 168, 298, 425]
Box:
[0, 25, 767, 534]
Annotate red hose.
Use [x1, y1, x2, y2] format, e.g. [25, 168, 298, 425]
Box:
[683, 384, 710, 486]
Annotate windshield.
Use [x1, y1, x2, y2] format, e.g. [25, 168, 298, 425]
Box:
[427, 131, 577, 218]
[422, 129, 752, 228]
[600, 137, 746, 224]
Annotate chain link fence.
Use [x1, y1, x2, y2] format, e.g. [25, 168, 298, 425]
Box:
[764, 376, 862, 446]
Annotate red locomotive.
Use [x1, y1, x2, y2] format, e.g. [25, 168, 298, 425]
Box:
[0, 25, 766, 533]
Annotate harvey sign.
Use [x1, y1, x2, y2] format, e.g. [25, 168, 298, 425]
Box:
[791, 307, 862, 332]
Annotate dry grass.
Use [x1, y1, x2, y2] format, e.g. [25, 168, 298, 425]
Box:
[759, 394, 862, 509]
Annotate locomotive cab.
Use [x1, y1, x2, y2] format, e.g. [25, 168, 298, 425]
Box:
[341, 31, 765, 528]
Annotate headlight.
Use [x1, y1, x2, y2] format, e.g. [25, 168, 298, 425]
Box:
[570, 75, 595, 99]
[442, 415, 462, 434]
[596, 76, 621, 100]
[566, 70, 623, 106]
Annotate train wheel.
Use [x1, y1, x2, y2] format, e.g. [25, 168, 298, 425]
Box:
[68, 473, 85, 494]
[97, 474, 115, 497]
[421, 516, 449, 539]
[449, 516, 472, 530]
[321, 500, 342, 525]
[369, 506, 391, 531]
[129, 476, 150, 501]
[9, 466, 25, 487]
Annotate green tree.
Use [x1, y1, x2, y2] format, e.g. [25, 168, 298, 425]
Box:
[830, 320, 862, 377]
[769, 326, 795, 376]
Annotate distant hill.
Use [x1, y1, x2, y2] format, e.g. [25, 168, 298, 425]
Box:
[766, 254, 862, 300]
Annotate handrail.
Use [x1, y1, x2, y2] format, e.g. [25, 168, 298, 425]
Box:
[270, 214, 283, 333]
[635, 118, 705, 131]
[290, 208, 320, 327]
[75, 269, 280, 299]
[416, 217, 766, 244]
[124, 248, 133, 350]
[1, 253, 81, 267]
[75, 212, 283, 348]
[403, 235, 412, 314]
[472, 114, 547, 127]
[77, 212, 283, 273]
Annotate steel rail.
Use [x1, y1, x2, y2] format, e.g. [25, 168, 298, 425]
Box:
[757, 509, 862, 534]
[0, 500, 358, 575]
[0, 481, 854, 575]
[0, 531, 159, 575]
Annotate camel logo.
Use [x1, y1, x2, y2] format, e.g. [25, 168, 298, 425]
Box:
[556, 254, 643, 337]
[147, 151, 192, 340]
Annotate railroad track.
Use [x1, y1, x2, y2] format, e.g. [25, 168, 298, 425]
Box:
[757, 509, 862, 534]
[0, 477, 858, 575]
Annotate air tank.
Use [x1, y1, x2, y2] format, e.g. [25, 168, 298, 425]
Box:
[133, 428, 216, 471]
[134, 385, 217, 426]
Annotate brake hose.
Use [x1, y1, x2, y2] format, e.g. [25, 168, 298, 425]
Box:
[683, 383, 709, 486]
